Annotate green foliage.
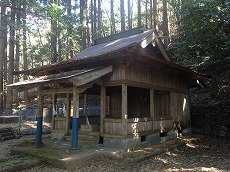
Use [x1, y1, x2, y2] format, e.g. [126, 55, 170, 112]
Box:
[171, 0, 230, 109]
[172, 0, 230, 71]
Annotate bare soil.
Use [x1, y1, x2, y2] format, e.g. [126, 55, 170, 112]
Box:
[1, 122, 230, 172]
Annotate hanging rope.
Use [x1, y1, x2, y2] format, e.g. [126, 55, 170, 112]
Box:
[62, 103, 66, 114]
[52, 104, 57, 116]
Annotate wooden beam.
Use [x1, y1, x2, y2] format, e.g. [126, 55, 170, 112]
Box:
[41, 88, 73, 95]
[105, 80, 189, 94]
[139, 32, 154, 48]
[69, 66, 112, 87]
[154, 35, 171, 62]
[75, 81, 95, 94]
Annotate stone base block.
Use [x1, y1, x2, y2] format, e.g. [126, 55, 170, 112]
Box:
[80, 124, 99, 132]
[103, 129, 181, 151]
[51, 130, 67, 140]
[0, 116, 19, 124]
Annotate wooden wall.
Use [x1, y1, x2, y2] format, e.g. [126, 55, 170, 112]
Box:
[105, 61, 189, 93]
[104, 119, 124, 135]
[109, 95, 122, 118]
[54, 117, 66, 130]
[102, 59, 191, 136]
[103, 118, 153, 135]
[127, 118, 152, 135]
[103, 118, 176, 135]
[153, 119, 174, 131]
[170, 93, 190, 128]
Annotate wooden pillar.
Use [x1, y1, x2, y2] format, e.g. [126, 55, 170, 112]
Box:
[84, 94, 88, 125]
[52, 94, 57, 130]
[72, 86, 80, 149]
[100, 85, 106, 134]
[122, 84, 128, 136]
[72, 87, 80, 118]
[66, 93, 71, 130]
[170, 92, 175, 120]
[150, 88, 155, 130]
[36, 86, 43, 145]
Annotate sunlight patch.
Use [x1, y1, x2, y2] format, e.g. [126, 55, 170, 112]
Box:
[166, 151, 177, 157]
[186, 143, 198, 148]
[201, 167, 220, 171]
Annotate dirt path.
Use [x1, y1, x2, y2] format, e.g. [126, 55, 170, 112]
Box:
[20, 136, 230, 172]
[1, 122, 229, 172]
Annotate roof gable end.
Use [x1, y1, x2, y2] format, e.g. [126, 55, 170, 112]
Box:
[93, 26, 145, 45]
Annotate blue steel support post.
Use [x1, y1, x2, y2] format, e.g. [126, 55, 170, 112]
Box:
[36, 116, 43, 144]
[37, 86, 43, 146]
[71, 117, 79, 149]
[71, 87, 80, 149]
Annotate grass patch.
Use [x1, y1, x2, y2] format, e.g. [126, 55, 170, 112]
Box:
[16, 147, 64, 160]
[0, 156, 42, 171]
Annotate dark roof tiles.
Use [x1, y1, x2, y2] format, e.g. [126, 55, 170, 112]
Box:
[74, 29, 154, 60]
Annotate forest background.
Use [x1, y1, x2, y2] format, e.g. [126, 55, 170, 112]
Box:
[0, 0, 229, 137]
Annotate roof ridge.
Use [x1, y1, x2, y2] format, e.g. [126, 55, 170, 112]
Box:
[93, 25, 146, 45]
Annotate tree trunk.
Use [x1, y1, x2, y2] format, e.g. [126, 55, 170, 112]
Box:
[15, 1, 21, 83]
[57, 0, 62, 61]
[3, 0, 8, 109]
[0, 0, 8, 114]
[80, 0, 87, 50]
[97, 0, 101, 35]
[6, 0, 16, 115]
[90, 0, 94, 39]
[127, 0, 132, 30]
[138, 0, 141, 27]
[153, 0, 157, 30]
[120, 0, 125, 31]
[150, 0, 153, 28]
[93, 0, 97, 37]
[162, 0, 169, 46]
[22, 0, 28, 102]
[67, 0, 73, 58]
[14, 0, 21, 104]
[145, 0, 148, 29]
[50, 0, 58, 63]
[86, 1, 90, 47]
[110, 0, 115, 34]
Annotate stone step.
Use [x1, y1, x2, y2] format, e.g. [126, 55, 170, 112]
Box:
[0, 116, 19, 124]
[0, 155, 43, 172]
[79, 130, 100, 136]
[0, 128, 12, 134]
[64, 134, 100, 145]
[2, 135, 15, 141]
[0, 127, 17, 141]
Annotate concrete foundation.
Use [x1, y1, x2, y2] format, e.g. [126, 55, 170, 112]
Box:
[103, 130, 180, 151]
[51, 130, 68, 140]
[0, 116, 19, 124]
[80, 124, 99, 132]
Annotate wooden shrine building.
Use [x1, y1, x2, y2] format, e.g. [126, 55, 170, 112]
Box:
[9, 27, 202, 150]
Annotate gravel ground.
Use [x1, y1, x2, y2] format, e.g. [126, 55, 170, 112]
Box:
[21, 136, 230, 172]
[0, 121, 51, 161]
[1, 122, 230, 172]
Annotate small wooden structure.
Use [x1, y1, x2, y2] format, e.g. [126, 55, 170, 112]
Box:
[9, 27, 202, 150]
